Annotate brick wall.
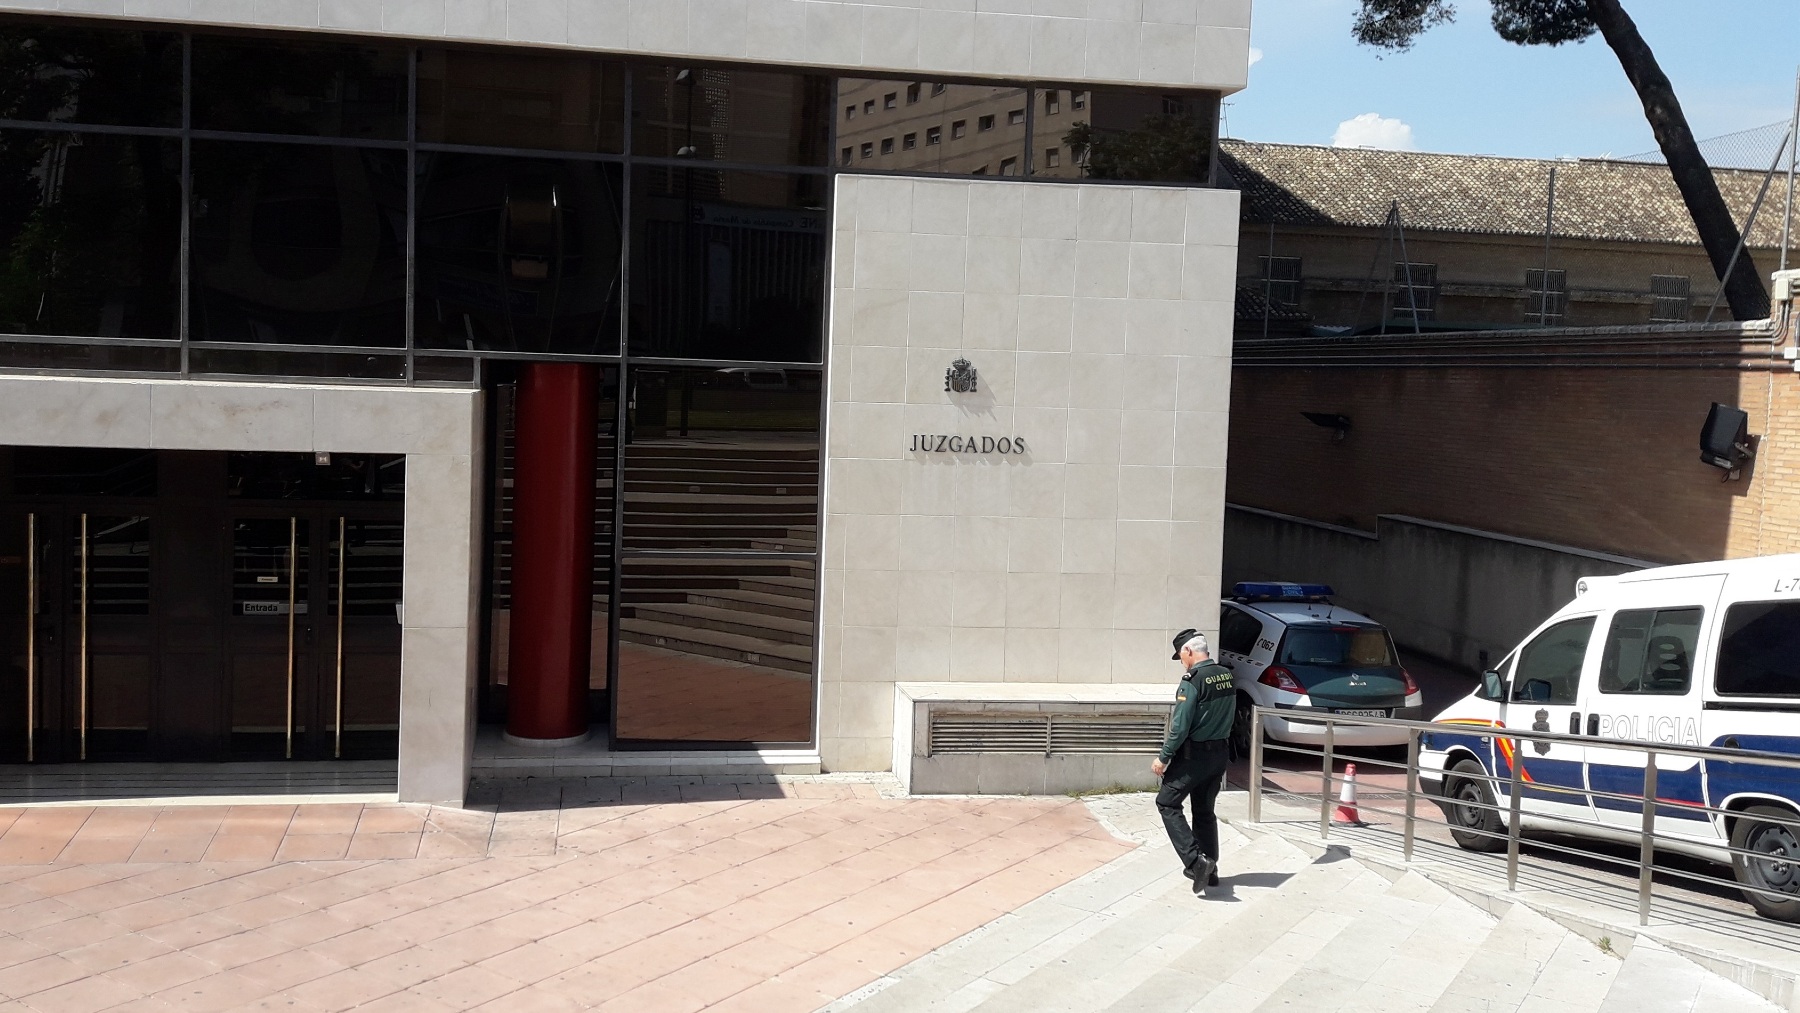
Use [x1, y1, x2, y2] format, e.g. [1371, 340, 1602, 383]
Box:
[1227, 348, 1800, 565]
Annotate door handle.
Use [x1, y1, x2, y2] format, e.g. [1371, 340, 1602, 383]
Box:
[1568, 712, 1581, 735]
[1587, 712, 1599, 736]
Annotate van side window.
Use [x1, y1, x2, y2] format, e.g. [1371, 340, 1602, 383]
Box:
[1510, 617, 1595, 704]
[1598, 607, 1701, 695]
[1717, 600, 1800, 696]
[1217, 607, 1260, 655]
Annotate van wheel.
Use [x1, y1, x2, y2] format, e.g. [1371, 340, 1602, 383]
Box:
[1229, 693, 1255, 761]
[1444, 759, 1507, 853]
[1731, 805, 1800, 922]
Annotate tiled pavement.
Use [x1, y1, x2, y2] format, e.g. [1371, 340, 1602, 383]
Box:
[0, 778, 1133, 1012]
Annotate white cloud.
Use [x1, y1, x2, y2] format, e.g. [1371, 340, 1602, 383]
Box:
[1248, 47, 1264, 67]
[1331, 113, 1417, 151]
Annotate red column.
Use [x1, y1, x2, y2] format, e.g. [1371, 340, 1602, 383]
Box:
[506, 363, 597, 744]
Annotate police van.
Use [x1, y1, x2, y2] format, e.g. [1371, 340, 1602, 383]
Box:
[1420, 553, 1800, 920]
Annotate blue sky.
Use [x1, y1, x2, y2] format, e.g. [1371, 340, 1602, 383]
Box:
[1229, 0, 1800, 161]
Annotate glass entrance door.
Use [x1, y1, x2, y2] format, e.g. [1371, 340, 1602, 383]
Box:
[227, 515, 312, 759]
[0, 508, 45, 763]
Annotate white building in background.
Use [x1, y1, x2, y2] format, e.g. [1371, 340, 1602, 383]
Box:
[0, 1, 1250, 802]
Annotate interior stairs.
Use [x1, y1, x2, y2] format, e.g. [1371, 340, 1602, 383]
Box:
[824, 808, 1780, 1013]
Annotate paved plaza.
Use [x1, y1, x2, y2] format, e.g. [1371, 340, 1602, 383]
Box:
[0, 779, 1131, 1012]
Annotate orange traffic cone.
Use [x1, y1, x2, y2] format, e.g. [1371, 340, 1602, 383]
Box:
[1332, 763, 1364, 825]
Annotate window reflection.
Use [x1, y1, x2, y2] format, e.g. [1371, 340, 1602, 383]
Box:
[836, 79, 1027, 176]
[629, 168, 826, 361]
[189, 141, 407, 346]
[418, 48, 624, 154]
[414, 152, 623, 354]
[0, 23, 180, 127]
[0, 130, 181, 339]
[192, 34, 408, 140]
[1049, 88, 1218, 184]
[632, 66, 830, 166]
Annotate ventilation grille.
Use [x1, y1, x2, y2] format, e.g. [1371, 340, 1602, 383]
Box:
[928, 713, 1168, 755]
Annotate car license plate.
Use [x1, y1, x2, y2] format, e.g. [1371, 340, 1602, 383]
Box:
[1334, 708, 1387, 718]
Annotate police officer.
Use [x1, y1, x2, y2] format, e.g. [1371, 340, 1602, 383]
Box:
[1152, 628, 1235, 895]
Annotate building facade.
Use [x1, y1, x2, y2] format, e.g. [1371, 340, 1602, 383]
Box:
[0, 3, 1249, 803]
[1221, 140, 1784, 335]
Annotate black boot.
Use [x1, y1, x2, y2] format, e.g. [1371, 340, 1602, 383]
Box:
[1189, 855, 1214, 895]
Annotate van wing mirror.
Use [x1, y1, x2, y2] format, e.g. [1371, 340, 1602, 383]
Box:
[1480, 670, 1507, 701]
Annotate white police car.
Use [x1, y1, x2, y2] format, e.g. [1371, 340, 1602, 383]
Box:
[1218, 582, 1424, 757]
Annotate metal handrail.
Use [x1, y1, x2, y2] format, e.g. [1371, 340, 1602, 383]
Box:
[1244, 706, 1800, 925]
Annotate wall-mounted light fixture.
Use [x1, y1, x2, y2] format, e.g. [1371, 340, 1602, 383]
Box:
[1301, 411, 1352, 442]
[1700, 402, 1756, 481]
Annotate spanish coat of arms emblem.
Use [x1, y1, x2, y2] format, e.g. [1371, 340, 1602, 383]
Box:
[944, 358, 978, 393]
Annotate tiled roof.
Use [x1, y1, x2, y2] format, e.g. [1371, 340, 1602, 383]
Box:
[1220, 140, 1786, 248]
[1234, 283, 1310, 323]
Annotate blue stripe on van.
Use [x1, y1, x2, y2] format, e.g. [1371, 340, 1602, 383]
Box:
[1703, 735, 1800, 814]
[1587, 762, 1709, 821]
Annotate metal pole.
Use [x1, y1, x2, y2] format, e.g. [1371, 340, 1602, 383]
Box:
[1781, 68, 1799, 274]
[1394, 204, 1422, 335]
[79, 513, 88, 762]
[25, 513, 35, 763]
[1262, 220, 1275, 340]
[1320, 721, 1335, 840]
[1248, 708, 1264, 824]
[1506, 746, 1524, 890]
[1638, 752, 1658, 926]
[1706, 128, 1791, 323]
[1539, 166, 1557, 326]
[285, 517, 297, 760]
[334, 516, 346, 760]
[1403, 726, 1420, 862]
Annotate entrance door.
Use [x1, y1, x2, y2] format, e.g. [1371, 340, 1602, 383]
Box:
[0, 500, 400, 764]
[1500, 614, 1600, 826]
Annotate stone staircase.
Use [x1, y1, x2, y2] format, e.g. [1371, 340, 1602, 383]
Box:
[826, 802, 1781, 1013]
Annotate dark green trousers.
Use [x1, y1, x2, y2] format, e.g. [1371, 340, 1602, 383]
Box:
[1156, 737, 1229, 875]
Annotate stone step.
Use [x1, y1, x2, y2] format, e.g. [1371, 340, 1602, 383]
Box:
[1427, 902, 1577, 1013]
[616, 618, 813, 673]
[830, 828, 1271, 1013]
[1597, 937, 1781, 1013]
[626, 601, 814, 646]
[738, 575, 818, 600]
[688, 590, 817, 622]
[1242, 870, 1496, 1013]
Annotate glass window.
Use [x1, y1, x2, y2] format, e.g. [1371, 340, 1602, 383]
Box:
[1278, 626, 1396, 667]
[414, 151, 623, 355]
[1599, 607, 1700, 695]
[418, 48, 624, 154]
[189, 141, 407, 347]
[1651, 274, 1691, 324]
[1717, 600, 1800, 696]
[0, 130, 181, 340]
[633, 66, 830, 166]
[8, 448, 156, 496]
[903, 133, 916, 151]
[1511, 617, 1595, 705]
[1061, 86, 1218, 184]
[629, 167, 826, 362]
[1044, 147, 1061, 168]
[1392, 262, 1438, 320]
[1045, 91, 1060, 115]
[79, 515, 152, 617]
[860, 142, 872, 159]
[1000, 156, 1017, 176]
[840, 146, 851, 165]
[840, 80, 1029, 177]
[906, 83, 920, 103]
[227, 452, 404, 501]
[192, 34, 409, 140]
[844, 104, 855, 120]
[880, 138, 894, 155]
[884, 92, 897, 109]
[0, 21, 181, 127]
[1217, 607, 1259, 655]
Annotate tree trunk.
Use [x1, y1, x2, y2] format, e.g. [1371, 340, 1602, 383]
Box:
[1587, 0, 1767, 321]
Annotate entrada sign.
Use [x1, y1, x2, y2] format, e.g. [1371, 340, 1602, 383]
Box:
[909, 435, 1028, 454]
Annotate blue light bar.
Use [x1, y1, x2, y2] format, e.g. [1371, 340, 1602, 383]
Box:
[1231, 582, 1334, 601]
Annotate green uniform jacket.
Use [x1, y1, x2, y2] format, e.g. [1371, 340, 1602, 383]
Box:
[1159, 661, 1235, 762]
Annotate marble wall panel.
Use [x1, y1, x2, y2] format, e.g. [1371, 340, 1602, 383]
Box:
[819, 174, 1236, 770]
